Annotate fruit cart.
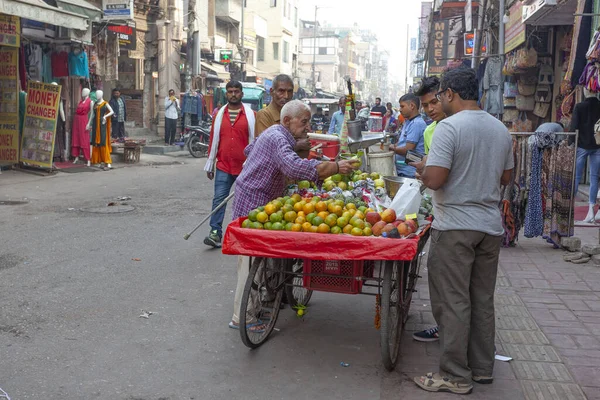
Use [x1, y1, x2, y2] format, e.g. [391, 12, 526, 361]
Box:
[223, 218, 431, 371]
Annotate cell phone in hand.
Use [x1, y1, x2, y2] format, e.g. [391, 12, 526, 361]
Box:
[406, 150, 425, 163]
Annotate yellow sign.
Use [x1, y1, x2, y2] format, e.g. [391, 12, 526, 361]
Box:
[0, 47, 19, 164]
[20, 81, 62, 168]
[405, 213, 417, 220]
[505, 2, 526, 53]
[0, 14, 20, 47]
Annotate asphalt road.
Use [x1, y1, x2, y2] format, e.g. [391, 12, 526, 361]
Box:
[0, 161, 422, 400]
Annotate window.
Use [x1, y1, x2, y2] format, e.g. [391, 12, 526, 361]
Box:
[294, 7, 298, 27]
[257, 37, 265, 61]
[270, 0, 276, 6]
[318, 47, 327, 55]
[288, 2, 291, 19]
[273, 42, 279, 60]
[283, 1, 287, 17]
[283, 41, 289, 63]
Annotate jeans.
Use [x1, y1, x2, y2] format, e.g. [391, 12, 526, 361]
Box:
[209, 168, 237, 236]
[165, 118, 177, 144]
[575, 147, 600, 204]
[112, 120, 125, 139]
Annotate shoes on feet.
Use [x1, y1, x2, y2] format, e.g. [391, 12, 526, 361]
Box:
[204, 230, 222, 248]
[413, 326, 440, 342]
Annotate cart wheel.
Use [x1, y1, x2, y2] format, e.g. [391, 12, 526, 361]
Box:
[284, 259, 313, 308]
[239, 257, 285, 349]
[380, 260, 405, 371]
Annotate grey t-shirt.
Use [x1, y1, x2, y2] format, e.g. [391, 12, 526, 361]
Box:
[426, 110, 514, 236]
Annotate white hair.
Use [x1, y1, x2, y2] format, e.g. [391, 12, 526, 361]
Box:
[280, 100, 310, 121]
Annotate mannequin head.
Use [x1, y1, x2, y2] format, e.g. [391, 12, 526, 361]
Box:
[584, 88, 597, 98]
[96, 90, 104, 102]
[82, 88, 90, 99]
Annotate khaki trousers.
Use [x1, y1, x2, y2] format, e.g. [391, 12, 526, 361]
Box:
[427, 229, 502, 383]
[232, 256, 251, 324]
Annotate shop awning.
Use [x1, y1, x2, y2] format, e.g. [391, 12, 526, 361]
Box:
[1, 0, 89, 30]
[200, 62, 230, 80]
[245, 64, 274, 80]
[56, 0, 102, 23]
[522, 0, 578, 26]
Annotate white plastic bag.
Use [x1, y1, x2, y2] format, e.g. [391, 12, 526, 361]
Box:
[388, 178, 422, 218]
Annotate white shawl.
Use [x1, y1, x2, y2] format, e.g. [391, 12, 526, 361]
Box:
[204, 103, 255, 172]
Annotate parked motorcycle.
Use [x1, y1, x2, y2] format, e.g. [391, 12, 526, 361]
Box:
[185, 118, 212, 158]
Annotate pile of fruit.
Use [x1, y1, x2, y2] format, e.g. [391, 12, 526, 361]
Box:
[241, 192, 420, 237]
[320, 170, 384, 192]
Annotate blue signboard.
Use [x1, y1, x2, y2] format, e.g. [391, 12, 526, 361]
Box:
[264, 79, 272, 104]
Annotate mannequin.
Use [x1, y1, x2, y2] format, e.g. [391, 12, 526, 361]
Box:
[72, 88, 92, 164]
[86, 90, 114, 169]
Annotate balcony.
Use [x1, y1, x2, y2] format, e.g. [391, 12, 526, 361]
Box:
[216, 0, 242, 23]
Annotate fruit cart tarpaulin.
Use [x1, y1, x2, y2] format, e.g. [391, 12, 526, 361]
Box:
[223, 218, 419, 261]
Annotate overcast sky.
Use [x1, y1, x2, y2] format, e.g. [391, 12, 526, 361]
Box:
[298, 0, 423, 84]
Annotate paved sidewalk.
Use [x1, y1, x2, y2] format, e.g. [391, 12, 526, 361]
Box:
[390, 226, 600, 399]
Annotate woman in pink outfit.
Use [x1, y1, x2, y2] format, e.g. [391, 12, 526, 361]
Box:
[71, 88, 92, 163]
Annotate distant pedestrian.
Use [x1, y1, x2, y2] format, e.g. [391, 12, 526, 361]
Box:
[109, 89, 126, 141]
[164, 89, 180, 145]
[329, 96, 346, 135]
[389, 93, 426, 178]
[212, 102, 223, 119]
[371, 97, 387, 115]
[203, 81, 256, 248]
[411, 67, 513, 395]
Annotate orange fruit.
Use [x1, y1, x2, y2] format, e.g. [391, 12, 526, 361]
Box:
[343, 224, 353, 234]
[248, 209, 259, 222]
[264, 203, 277, 215]
[284, 211, 297, 222]
[306, 212, 317, 224]
[346, 203, 357, 210]
[282, 204, 294, 214]
[317, 211, 329, 220]
[297, 211, 306, 218]
[293, 201, 305, 213]
[363, 227, 373, 236]
[302, 222, 313, 232]
[291, 194, 302, 203]
[337, 216, 349, 228]
[270, 212, 283, 223]
[350, 227, 363, 236]
[325, 214, 338, 227]
[335, 199, 345, 207]
[242, 219, 251, 228]
[295, 216, 306, 224]
[272, 200, 284, 210]
[342, 211, 352, 220]
[272, 222, 284, 231]
[291, 223, 302, 232]
[252, 222, 264, 229]
[285, 222, 294, 231]
[317, 223, 330, 233]
[327, 202, 337, 213]
[312, 216, 324, 226]
[264, 222, 273, 230]
[315, 201, 328, 212]
[332, 205, 343, 217]
[354, 210, 365, 220]
[331, 226, 342, 234]
[309, 225, 319, 233]
[303, 202, 315, 214]
[256, 211, 269, 223]
[350, 217, 365, 229]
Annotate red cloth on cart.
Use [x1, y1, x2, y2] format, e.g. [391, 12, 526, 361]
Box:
[223, 218, 420, 261]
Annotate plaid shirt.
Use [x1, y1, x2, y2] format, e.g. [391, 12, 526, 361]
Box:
[232, 125, 320, 219]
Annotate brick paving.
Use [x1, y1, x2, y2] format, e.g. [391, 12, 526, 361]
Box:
[392, 224, 600, 399]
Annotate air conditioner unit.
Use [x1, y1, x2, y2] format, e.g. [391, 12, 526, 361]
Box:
[56, 26, 92, 45]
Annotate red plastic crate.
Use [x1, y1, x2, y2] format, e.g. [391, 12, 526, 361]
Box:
[302, 259, 369, 294]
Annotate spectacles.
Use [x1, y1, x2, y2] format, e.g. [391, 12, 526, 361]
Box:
[435, 88, 450, 101]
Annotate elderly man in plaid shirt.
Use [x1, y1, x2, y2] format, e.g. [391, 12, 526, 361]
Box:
[228, 100, 359, 331]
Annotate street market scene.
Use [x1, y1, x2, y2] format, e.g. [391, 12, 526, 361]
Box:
[2, 0, 600, 399]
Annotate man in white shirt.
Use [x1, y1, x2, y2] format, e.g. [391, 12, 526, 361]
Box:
[164, 89, 180, 145]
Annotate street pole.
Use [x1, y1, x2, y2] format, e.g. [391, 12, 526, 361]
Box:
[240, 0, 245, 81]
[184, 0, 196, 128]
[311, 5, 317, 94]
[499, 0, 505, 61]
[405, 24, 409, 93]
[471, 0, 487, 69]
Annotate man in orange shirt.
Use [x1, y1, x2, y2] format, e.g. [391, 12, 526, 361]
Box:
[203, 81, 256, 248]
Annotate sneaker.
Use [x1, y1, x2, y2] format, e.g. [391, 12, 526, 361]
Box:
[204, 230, 222, 248]
[413, 326, 439, 342]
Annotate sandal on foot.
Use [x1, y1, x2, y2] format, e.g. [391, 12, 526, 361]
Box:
[228, 320, 266, 333]
[414, 373, 473, 394]
[473, 375, 493, 384]
[228, 321, 239, 330]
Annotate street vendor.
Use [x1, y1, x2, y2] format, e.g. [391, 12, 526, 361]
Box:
[228, 100, 360, 330]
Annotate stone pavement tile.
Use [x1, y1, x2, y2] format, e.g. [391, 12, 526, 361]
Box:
[543, 334, 578, 349]
[511, 361, 573, 382]
[550, 283, 592, 291]
[391, 378, 526, 400]
[519, 294, 562, 304]
[520, 381, 587, 400]
[508, 278, 533, 288]
[529, 279, 552, 289]
[569, 366, 600, 387]
[527, 303, 569, 310]
[496, 315, 538, 331]
[574, 310, 600, 323]
[558, 349, 600, 358]
[584, 323, 600, 335]
[542, 271, 564, 280]
[582, 386, 600, 400]
[563, 299, 592, 311]
[563, 355, 600, 367]
[541, 325, 592, 335]
[572, 335, 600, 349]
[508, 271, 545, 280]
[497, 277, 512, 287]
[584, 300, 600, 311]
[501, 262, 524, 271]
[497, 330, 550, 345]
[549, 309, 579, 321]
[558, 294, 600, 301]
[502, 343, 561, 362]
[496, 306, 532, 318]
[496, 294, 525, 306]
[528, 308, 558, 323]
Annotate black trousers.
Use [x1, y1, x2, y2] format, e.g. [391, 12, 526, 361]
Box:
[112, 121, 125, 139]
[165, 118, 177, 144]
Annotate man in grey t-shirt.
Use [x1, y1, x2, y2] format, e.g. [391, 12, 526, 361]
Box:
[411, 68, 513, 395]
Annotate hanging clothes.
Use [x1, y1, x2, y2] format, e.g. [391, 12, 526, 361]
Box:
[51, 51, 69, 78]
[68, 50, 89, 79]
[19, 46, 27, 91]
[483, 57, 504, 116]
[42, 51, 53, 83]
[25, 43, 42, 81]
[53, 99, 66, 162]
[72, 97, 92, 160]
[90, 101, 112, 164]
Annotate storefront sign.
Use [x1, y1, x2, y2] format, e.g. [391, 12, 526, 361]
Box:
[464, 0, 473, 32]
[464, 31, 487, 55]
[20, 82, 62, 169]
[102, 0, 133, 20]
[427, 20, 449, 76]
[522, 0, 557, 23]
[107, 24, 136, 50]
[505, 1, 526, 52]
[0, 14, 20, 47]
[0, 47, 19, 164]
[244, 29, 256, 50]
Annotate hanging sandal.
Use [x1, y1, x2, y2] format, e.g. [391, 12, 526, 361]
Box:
[414, 373, 473, 394]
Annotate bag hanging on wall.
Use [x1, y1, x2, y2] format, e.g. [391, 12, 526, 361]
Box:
[504, 97, 517, 108]
[518, 80, 537, 96]
[503, 109, 519, 123]
[512, 112, 533, 132]
[538, 64, 554, 85]
[520, 74, 538, 85]
[533, 102, 550, 118]
[516, 47, 538, 69]
[504, 81, 518, 98]
[535, 85, 552, 103]
[516, 95, 535, 111]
